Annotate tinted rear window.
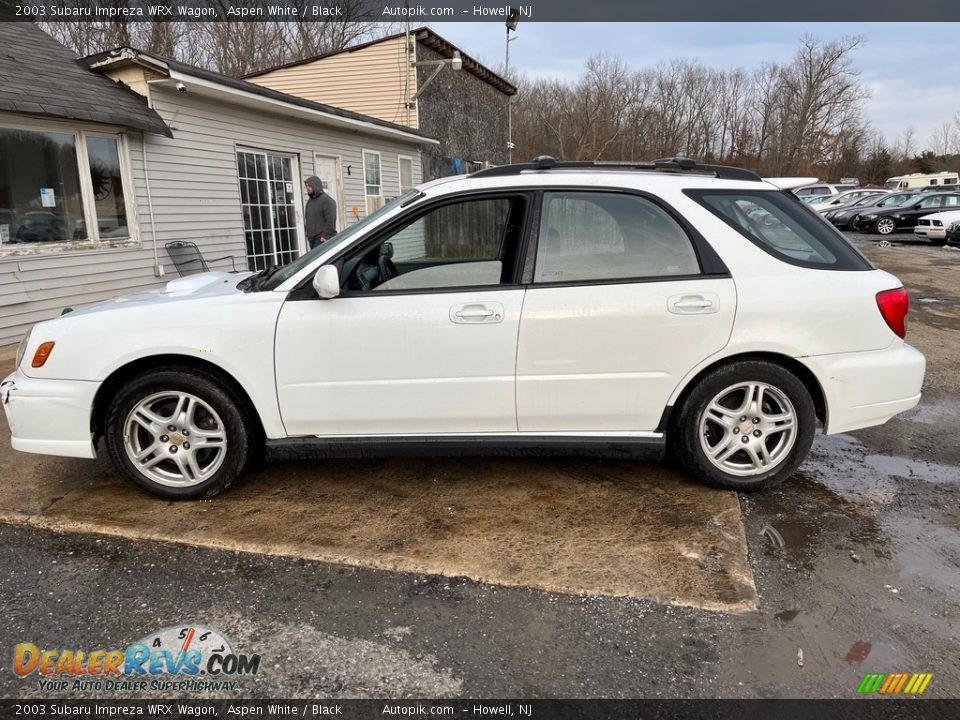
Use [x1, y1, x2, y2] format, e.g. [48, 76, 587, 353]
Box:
[685, 190, 873, 270]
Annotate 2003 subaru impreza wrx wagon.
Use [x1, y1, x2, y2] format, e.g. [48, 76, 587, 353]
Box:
[1, 157, 926, 499]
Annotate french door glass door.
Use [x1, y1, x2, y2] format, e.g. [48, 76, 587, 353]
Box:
[237, 150, 300, 271]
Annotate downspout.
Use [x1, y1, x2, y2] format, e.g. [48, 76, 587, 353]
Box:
[141, 133, 160, 276]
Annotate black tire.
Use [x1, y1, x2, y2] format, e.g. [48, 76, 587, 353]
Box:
[104, 367, 253, 500]
[670, 361, 816, 492]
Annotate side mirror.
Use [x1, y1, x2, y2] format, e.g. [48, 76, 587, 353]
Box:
[914, 204, 923, 210]
[312, 265, 340, 299]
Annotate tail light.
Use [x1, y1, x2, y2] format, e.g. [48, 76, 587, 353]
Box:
[876, 288, 909, 338]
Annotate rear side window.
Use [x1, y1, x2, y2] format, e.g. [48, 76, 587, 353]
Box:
[535, 192, 701, 283]
[686, 190, 872, 270]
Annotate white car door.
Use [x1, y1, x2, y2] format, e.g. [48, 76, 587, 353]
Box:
[274, 194, 529, 437]
[517, 191, 736, 433]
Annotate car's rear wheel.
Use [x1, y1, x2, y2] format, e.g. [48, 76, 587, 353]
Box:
[875, 217, 896, 235]
[671, 361, 816, 491]
[104, 368, 252, 499]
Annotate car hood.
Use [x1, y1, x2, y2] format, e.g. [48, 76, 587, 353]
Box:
[923, 209, 960, 222]
[62, 271, 253, 318]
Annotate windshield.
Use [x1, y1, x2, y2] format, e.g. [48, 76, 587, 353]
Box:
[885, 193, 921, 207]
[851, 194, 884, 207]
[259, 189, 422, 290]
[884, 180, 902, 190]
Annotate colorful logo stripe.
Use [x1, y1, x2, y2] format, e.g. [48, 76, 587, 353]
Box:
[857, 673, 933, 695]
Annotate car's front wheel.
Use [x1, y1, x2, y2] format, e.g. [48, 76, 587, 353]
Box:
[104, 368, 253, 499]
[671, 361, 816, 491]
[875, 217, 897, 235]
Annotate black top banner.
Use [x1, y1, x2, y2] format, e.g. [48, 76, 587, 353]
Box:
[4, 0, 960, 22]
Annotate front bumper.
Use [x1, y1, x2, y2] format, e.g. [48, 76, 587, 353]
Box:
[945, 229, 960, 246]
[1, 369, 99, 459]
[798, 342, 925, 435]
[914, 225, 946, 240]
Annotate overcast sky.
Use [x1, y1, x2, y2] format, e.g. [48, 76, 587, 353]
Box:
[430, 22, 960, 149]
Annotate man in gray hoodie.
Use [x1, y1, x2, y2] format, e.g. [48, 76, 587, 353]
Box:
[304, 176, 338, 249]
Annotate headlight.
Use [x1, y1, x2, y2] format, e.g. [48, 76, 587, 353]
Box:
[949, 222, 960, 231]
[933, 220, 942, 227]
[862, 214, 877, 220]
[15, 327, 32, 368]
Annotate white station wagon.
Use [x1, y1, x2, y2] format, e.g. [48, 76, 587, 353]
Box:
[2, 157, 925, 499]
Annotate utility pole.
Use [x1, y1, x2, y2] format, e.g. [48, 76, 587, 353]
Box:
[505, 9, 520, 164]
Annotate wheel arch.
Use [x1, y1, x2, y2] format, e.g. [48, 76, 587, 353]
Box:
[91, 354, 266, 450]
[660, 351, 828, 434]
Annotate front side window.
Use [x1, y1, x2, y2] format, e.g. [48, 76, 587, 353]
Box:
[534, 192, 700, 283]
[687, 190, 872, 270]
[0, 126, 130, 254]
[919, 196, 942, 209]
[341, 196, 522, 293]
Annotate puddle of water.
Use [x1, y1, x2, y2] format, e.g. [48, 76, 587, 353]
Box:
[864, 454, 960, 486]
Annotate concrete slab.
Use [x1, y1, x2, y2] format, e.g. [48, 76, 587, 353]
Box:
[0, 352, 756, 613]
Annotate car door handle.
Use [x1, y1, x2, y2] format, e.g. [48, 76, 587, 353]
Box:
[668, 293, 720, 315]
[450, 303, 504, 324]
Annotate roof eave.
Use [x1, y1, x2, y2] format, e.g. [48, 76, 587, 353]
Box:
[160, 69, 439, 146]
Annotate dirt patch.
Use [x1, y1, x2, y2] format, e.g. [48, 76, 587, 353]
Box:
[0, 350, 755, 611]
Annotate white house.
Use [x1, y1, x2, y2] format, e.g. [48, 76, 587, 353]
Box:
[0, 21, 436, 346]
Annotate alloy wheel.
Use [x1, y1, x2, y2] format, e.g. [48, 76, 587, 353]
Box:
[876, 218, 896, 235]
[698, 382, 798, 477]
[123, 391, 227, 487]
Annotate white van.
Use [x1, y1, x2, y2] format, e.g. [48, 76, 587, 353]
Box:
[884, 172, 959, 191]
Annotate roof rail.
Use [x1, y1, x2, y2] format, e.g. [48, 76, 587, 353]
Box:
[470, 155, 762, 182]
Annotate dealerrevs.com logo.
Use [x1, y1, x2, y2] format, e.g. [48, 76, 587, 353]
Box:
[14, 625, 261, 693]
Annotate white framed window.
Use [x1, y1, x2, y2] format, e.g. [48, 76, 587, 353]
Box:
[362, 149, 383, 216]
[0, 118, 135, 256]
[398, 154, 414, 194]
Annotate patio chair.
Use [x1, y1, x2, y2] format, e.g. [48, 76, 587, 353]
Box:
[164, 241, 239, 277]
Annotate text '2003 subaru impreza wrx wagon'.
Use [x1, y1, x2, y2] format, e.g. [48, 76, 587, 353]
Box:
[2, 157, 925, 499]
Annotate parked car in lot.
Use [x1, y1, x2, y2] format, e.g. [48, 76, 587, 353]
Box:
[793, 182, 857, 198]
[914, 210, 960, 244]
[946, 220, 960, 247]
[917, 183, 960, 194]
[827, 192, 922, 230]
[852, 192, 960, 234]
[814, 189, 889, 214]
[1, 157, 925, 499]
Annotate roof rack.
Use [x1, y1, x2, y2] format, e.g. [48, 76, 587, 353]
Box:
[470, 155, 762, 182]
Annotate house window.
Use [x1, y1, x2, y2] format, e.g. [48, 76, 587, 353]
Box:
[362, 150, 383, 216]
[0, 124, 131, 254]
[398, 155, 414, 194]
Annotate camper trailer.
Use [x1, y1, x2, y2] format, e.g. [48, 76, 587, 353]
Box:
[885, 172, 959, 191]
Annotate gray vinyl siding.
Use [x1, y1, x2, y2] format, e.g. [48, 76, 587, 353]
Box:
[0, 90, 424, 346]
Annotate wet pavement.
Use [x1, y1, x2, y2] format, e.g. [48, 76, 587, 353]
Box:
[0, 236, 958, 698]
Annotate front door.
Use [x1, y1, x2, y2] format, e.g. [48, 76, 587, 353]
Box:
[517, 191, 736, 433]
[237, 149, 302, 271]
[274, 194, 529, 436]
[313, 154, 344, 231]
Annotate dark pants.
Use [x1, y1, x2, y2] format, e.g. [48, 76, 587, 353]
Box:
[308, 236, 324, 250]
